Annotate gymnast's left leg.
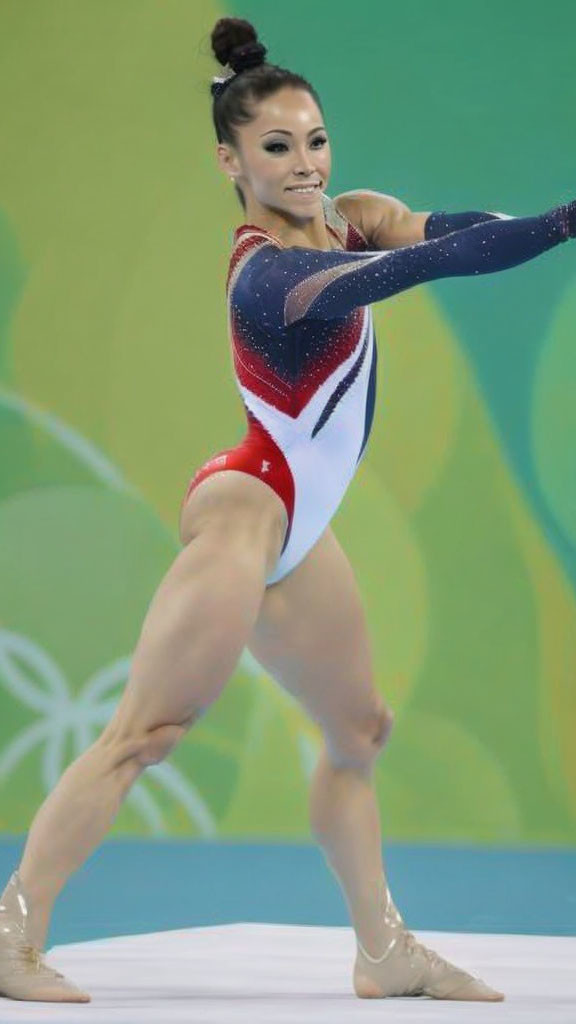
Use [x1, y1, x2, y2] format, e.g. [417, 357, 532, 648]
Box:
[307, 715, 505, 1000]
[248, 526, 505, 1002]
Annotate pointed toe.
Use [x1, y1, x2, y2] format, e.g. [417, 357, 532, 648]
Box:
[438, 976, 506, 1002]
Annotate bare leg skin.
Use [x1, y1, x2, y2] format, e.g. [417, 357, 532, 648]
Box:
[309, 743, 504, 1001]
[17, 532, 270, 952]
[0, 478, 285, 1001]
[309, 741, 392, 959]
[248, 525, 505, 1002]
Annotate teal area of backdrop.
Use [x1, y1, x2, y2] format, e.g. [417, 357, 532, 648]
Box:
[0, 0, 575, 850]
[1, 839, 575, 946]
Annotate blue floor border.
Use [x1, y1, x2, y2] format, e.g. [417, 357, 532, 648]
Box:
[1, 839, 574, 948]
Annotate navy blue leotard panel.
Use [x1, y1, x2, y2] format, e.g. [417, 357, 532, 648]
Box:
[232, 202, 570, 331]
[183, 193, 572, 586]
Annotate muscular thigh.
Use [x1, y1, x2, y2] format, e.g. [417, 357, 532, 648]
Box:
[247, 526, 389, 741]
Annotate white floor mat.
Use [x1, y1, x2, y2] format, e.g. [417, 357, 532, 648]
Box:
[0, 923, 574, 1022]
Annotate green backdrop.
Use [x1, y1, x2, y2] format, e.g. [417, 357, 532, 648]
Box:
[1, 0, 575, 845]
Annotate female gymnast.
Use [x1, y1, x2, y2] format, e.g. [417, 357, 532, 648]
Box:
[1, 15, 574, 1005]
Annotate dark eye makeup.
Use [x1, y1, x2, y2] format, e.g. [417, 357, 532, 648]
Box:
[264, 136, 327, 153]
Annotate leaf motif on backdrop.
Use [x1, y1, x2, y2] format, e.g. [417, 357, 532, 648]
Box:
[0, 628, 217, 836]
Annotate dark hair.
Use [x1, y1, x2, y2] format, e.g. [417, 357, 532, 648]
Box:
[210, 18, 324, 211]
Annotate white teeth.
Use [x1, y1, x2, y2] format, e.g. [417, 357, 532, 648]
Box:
[289, 185, 319, 193]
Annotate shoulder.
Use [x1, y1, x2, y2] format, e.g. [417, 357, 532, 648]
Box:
[333, 190, 411, 248]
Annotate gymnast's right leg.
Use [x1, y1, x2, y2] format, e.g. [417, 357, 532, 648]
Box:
[0, 472, 287, 1003]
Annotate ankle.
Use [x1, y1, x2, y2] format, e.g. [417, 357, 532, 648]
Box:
[353, 879, 406, 963]
[18, 863, 62, 904]
[357, 933, 396, 963]
[12, 869, 53, 950]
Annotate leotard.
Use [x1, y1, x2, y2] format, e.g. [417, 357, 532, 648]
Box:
[181, 192, 573, 586]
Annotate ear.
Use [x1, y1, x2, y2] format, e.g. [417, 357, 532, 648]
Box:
[216, 143, 239, 178]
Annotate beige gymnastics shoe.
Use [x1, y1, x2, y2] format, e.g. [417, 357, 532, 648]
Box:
[353, 881, 505, 1001]
[0, 870, 91, 1002]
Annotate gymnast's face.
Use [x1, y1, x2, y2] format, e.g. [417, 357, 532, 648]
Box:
[218, 86, 332, 220]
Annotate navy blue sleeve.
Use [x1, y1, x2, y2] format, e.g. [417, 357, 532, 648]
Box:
[424, 210, 515, 239]
[233, 202, 574, 331]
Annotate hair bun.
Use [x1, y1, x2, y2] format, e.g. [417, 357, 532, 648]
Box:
[211, 18, 267, 74]
[229, 40, 267, 74]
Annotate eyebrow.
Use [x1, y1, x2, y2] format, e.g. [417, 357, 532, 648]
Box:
[260, 126, 326, 137]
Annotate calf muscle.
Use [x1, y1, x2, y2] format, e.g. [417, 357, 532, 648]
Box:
[17, 520, 273, 952]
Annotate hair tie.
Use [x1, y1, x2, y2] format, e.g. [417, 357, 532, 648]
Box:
[211, 65, 237, 100]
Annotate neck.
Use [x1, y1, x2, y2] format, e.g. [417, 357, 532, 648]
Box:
[242, 199, 336, 250]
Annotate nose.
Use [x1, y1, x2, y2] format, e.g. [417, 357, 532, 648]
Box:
[293, 147, 318, 176]
[292, 171, 320, 186]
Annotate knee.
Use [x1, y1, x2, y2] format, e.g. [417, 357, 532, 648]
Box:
[103, 712, 200, 771]
[327, 703, 395, 772]
[135, 722, 189, 767]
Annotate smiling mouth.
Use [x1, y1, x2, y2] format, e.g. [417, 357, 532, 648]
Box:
[286, 183, 321, 192]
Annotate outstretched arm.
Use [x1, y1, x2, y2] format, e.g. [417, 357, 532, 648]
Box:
[335, 190, 515, 247]
[424, 210, 515, 239]
[233, 201, 575, 331]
